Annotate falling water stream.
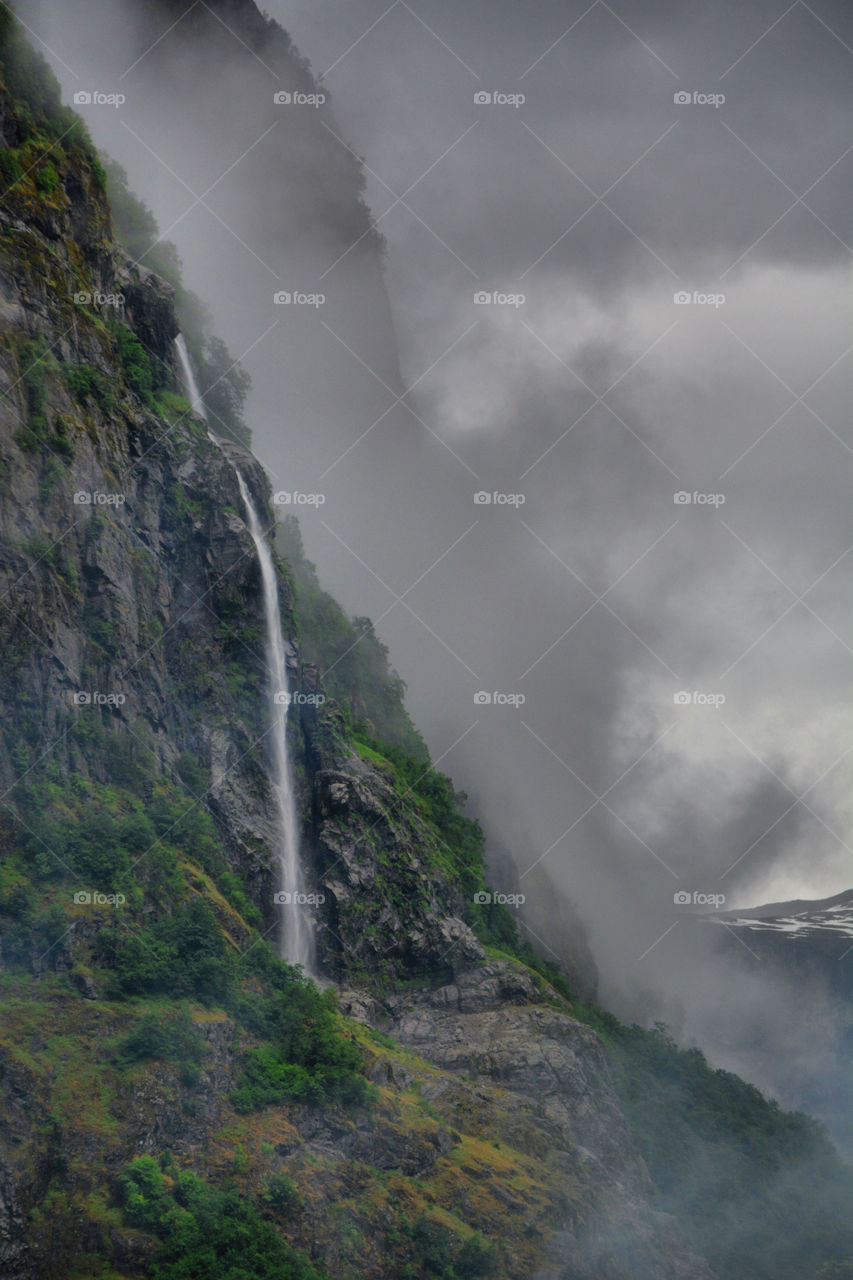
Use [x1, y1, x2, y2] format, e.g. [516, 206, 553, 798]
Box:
[175, 334, 312, 968]
[235, 471, 313, 971]
[174, 334, 209, 424]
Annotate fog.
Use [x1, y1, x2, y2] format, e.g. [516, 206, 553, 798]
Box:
[21, 0, 853, 1139]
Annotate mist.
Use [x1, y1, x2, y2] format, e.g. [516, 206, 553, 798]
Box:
[20, 0, 853, 1143]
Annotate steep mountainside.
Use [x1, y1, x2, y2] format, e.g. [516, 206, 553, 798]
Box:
[705, 890, 853, 1156]
[0, 11, 852, 1280]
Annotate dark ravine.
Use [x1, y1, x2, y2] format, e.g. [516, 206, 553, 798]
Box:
[1, 7, 852, 1280]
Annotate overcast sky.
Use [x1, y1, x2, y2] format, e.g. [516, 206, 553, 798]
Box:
[22, 0, 853, 1114]
[270, 0, 853, 946]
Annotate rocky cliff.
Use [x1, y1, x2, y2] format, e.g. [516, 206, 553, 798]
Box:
[3, 11, 851, 1280]
[0, 17, 724, 1278]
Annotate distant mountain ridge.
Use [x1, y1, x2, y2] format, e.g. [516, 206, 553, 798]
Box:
[711, 887, 853, 930]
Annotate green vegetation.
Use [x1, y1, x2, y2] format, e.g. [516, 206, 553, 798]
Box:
[34, 160, 59, 193]
[103, 158, 182, 289]
[113, 1007, 207, 1087]
[353, 733, 485, 900]
[393, 1216, 496, 1279]
[0, 12, 101, 174]
[63, 362, 115, 413]
[3, 750, 370, 1111]
[104, 159, 252, 446]
[113, 321, 159, 404]
[278, 516, 428, 758]
[229, 944, 371, 1112]
[0, 147, 24, 186]
[572, 1009, 853, 1280]
[4, 332, 75, 459]
[17, 332, 51, 449]
[120, 1157, 330, 1280]
[260, 1172, 302, 1215]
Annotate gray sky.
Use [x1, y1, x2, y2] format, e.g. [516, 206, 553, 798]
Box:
[22, 0, 853, 1119]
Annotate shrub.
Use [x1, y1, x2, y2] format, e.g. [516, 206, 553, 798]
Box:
[35, 162, 59, 194]
[353, 735, 486, 897]
[15, 333, 52, 450]
[119, 1159, 329, 1280]
[114, 1008, 207, 1078]
[229, 950, 370, 1112]
[261, 1173, 302, 1216]
[63, 363, 115, 412]
[0, 149, 24, 187]
[114, 323, 154, 403]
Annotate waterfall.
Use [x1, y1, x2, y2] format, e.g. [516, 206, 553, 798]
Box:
[235, 470, 313, 972]
[174, 334, 208, 423]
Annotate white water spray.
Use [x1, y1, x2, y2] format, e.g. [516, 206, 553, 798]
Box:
[236, 471, 313, 972]
[175, 334, 208, 423]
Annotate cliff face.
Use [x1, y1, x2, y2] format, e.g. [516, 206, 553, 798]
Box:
[0, 37, 480, 980]
[0, 17, 721, 1280]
